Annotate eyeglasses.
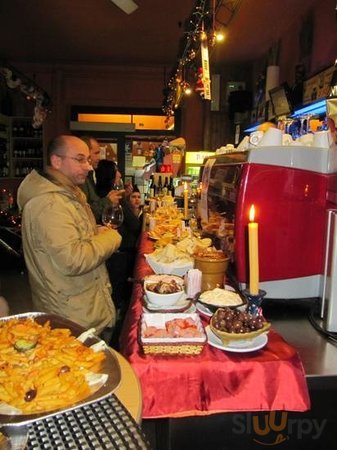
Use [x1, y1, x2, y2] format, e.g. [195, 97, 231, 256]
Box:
[56, 154, 92, 165]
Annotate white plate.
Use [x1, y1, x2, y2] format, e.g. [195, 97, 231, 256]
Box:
[206, 326, 268, 353]
[196, 301, 213, 317]
[143, 293, 196, 313]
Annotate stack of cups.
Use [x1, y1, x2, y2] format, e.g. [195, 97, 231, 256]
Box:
[185, 269, 202, 299]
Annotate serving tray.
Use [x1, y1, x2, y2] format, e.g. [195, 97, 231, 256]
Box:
[0, 312, 121, 427]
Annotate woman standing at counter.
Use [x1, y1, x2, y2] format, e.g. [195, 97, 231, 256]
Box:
[96, 160, 142, 344]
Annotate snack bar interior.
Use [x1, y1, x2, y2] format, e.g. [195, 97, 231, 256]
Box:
[2, 1, 337, 449]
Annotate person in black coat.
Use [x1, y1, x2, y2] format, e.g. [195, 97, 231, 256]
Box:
[95, 159, 142, 341]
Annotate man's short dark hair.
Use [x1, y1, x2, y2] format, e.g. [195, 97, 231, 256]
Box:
[46, 135, 67, 164]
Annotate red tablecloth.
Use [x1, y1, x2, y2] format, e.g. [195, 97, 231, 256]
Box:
[119, 233, 310, 419]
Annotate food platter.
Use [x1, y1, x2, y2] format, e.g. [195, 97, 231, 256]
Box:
[0, 313, 121, 427]
[145, 253, 193, 277]
[206, 326, 268, 353]
[197, 286, 246, 313]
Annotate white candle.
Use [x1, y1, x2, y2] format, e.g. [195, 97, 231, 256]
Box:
[248, 204, 259, 295]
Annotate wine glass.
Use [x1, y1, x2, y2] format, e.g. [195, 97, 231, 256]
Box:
[102, 204, 124, 229]
[113, 179, 124, 191]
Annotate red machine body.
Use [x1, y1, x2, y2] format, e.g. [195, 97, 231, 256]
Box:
[200, 145, 337, 298]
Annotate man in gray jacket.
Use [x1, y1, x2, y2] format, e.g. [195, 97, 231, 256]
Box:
[80, 136, 123, 223]
[17, 135, 122, 341]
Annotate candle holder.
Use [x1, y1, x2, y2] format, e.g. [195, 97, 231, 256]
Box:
[242, 289, 267, 316]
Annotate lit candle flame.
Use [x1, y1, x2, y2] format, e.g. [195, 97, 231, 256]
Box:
[249, 204, 256, 222]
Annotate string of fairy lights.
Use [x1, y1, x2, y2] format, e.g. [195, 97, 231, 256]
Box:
[162, 0, 243, 122]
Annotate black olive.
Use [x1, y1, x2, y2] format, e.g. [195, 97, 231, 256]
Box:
[59, 365, 70, 374]
[25, 389, 37, 402]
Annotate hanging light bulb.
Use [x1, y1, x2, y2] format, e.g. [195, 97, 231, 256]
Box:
[215, 24, 227, 43]
[182, 82, 192, 95]
[185, 85, 192, 96]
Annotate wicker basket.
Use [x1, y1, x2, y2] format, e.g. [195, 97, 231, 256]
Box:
[140, 313, 207, 356]
[142, 342, 205, 356]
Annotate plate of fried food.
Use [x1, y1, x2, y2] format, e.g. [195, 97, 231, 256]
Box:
[0, 313, 121, 426]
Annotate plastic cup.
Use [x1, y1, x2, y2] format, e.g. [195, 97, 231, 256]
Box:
[259, 127, 283, 147]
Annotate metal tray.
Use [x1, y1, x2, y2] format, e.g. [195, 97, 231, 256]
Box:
[0, 312, 121, 427]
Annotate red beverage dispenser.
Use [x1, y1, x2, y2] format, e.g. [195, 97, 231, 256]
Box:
[199, 144, 337, 299]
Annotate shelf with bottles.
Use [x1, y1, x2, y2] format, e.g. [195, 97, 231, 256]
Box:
[9, 116, 44, 178]
[12, 139, 43, 159]
[11, 117, 43, 138]
[13, 159, 43, 178]
[146, 173, 175, 199]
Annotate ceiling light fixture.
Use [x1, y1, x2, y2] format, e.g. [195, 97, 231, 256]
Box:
[110, 0, 138, 15]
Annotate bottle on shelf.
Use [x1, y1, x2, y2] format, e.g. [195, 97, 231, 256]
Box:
[168, 176, 175, 197]
[149, 175, 156, 198]
[162, 176, 169, 196]
[157, 175, 163, 195]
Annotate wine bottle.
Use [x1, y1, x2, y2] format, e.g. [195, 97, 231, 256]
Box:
[162, 176, 169, 196]
[149, 175, 156, 197]
[157, 175, 163, 195]
[168, 176, 175, 197]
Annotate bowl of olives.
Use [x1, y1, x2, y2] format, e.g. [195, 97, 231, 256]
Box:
[209, 307, 271, 344]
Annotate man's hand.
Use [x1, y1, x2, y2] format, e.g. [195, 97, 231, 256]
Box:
[107, 189, 125, 205]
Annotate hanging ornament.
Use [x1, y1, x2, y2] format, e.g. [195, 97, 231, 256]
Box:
[195, 67, 205, 98]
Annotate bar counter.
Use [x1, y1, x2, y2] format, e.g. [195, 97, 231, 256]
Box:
[120, 232, 337, 449]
